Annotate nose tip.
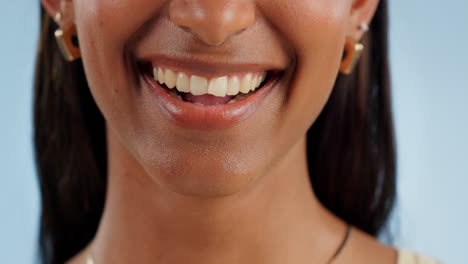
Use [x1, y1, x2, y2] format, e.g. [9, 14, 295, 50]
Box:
[169, 0, 256, 46]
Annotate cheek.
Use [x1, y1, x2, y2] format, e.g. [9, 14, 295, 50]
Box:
[74, 0, 165, 43]
[73, 0, 166, 129]
[261, 0, 350, 130]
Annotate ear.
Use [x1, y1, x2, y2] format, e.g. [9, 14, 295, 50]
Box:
[41, 0, 75, 26]
[348, 0, 380, 40]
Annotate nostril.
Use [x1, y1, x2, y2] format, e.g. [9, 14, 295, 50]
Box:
[169, 0, 256, 46]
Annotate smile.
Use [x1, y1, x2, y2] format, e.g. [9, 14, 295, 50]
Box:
[139, 59, 283, 130]
[154, 66, 267, 103]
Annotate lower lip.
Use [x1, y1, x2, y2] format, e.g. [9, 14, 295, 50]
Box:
[143, 72, 279, 130]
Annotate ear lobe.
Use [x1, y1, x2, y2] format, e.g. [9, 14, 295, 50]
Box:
[41, 0, 61, 19]
[42, 0, 75, 26]
[348, 0, 380, 40]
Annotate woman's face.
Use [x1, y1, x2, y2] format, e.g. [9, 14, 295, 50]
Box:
[49, 0, 372, 196]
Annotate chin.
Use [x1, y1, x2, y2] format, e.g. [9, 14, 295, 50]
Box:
[133, 141, 264, 198]
[148, 158, 259, 198]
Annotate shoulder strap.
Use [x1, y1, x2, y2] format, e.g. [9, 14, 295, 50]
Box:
[397, 248, 443, 264]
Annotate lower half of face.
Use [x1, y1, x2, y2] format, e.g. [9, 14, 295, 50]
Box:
[75, 0, 351, 196]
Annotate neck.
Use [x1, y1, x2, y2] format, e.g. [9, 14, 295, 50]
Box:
[90, 128, 346, 264]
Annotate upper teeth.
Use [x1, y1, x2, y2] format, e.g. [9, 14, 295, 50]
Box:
[153, 67, 267, 97]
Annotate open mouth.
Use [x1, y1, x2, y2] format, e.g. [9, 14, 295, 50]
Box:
[139, 61, 281, 106]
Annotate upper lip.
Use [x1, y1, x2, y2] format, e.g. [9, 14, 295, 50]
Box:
[138, 54, 286, 78]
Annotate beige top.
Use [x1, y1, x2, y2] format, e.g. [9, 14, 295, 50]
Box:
[397, 248, 443, 264]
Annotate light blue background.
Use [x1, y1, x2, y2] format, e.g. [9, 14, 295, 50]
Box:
[1, 1, 467, 263]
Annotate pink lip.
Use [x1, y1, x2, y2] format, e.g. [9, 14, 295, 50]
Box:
[142, 69, 280, 130]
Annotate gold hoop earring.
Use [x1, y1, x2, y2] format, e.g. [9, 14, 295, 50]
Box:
[54, 12, 81, 61]
[339, 37, 364, 75]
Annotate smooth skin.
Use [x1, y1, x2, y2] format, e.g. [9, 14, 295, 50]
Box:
[42, 0, 397, 263]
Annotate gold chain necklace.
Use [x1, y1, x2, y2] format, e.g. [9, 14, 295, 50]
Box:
[86, 224, 351, 264]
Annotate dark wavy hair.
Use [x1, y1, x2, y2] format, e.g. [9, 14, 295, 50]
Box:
[34, 1, 395, 263]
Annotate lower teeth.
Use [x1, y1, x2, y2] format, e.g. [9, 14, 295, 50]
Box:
[228, 93, 251, 104]
[166, 87, 182, 100]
